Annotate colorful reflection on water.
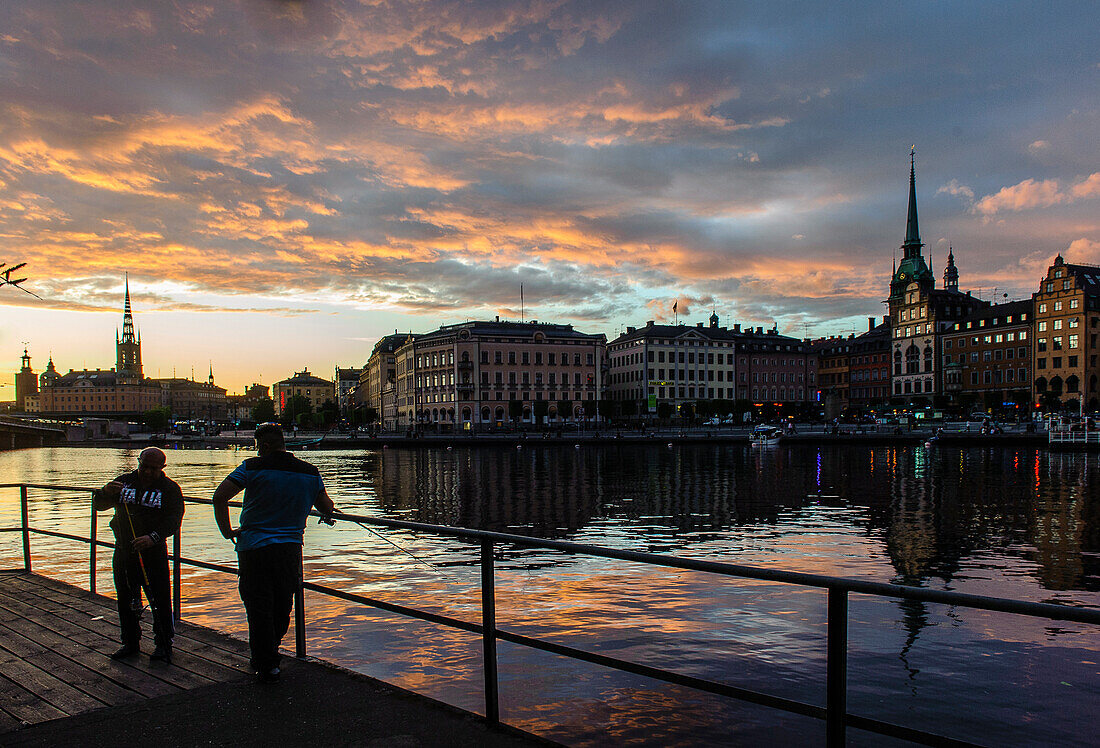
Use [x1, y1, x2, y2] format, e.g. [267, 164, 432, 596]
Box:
[1, 444, 1098, 746]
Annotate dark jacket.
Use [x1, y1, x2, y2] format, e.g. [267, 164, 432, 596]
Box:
[93, 471, 185, 547]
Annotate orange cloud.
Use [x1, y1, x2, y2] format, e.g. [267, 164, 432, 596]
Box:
[973, 173, 1100, 216]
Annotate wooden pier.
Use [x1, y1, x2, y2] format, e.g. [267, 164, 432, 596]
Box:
[0, 570, 547, 747]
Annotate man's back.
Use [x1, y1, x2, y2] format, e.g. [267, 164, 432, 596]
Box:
[228, 451, 323, 551]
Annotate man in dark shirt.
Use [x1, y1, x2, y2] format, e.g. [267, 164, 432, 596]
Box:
[212, 423, 335, 682]
[93, 447, 184, 663]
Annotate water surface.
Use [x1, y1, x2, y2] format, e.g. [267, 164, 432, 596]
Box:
[1, 444, 1097, 746]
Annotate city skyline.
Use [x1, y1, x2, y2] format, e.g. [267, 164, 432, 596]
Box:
[1, 1, 1098, 392]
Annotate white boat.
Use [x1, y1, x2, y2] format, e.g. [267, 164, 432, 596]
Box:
[750, 425, 783, 447]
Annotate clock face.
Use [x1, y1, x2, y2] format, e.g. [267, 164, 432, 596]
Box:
[898, 272, 906, 280]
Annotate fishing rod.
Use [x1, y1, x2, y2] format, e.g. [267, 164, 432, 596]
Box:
[319, 513, 455, 576]
[121, 501, 169, 661]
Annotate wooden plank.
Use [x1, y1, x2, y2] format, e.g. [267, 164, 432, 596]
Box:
[6, 585, 248, 683]
[0, 641, 104, 716]
[6, 574, 252, 666]
[0, 583, 220, 690]
[0, 618, 141, 706]
[0, 705, 22, 732]
[0, 673, 66, 726]
[0, 596, 180, 700]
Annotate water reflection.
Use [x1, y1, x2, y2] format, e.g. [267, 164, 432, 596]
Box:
[362, 444, 1099, 596]
[1, 444, 1098, 747]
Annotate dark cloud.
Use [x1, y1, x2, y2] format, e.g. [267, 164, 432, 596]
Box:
[1, 0, 1098, 354]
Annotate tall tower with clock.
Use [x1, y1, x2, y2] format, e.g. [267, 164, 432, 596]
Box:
[886, 151, 987, 405]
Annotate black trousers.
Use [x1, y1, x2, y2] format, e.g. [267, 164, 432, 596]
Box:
[112, 542, 174, 648]
[237, 543, 302, 672]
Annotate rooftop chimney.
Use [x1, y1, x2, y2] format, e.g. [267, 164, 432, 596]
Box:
[868, 317, 875, 332]
[733, 323, 741, 333]
[696, 322, 703, 328]
[646, 320, 654, 327]
[626, 326, 636, 334]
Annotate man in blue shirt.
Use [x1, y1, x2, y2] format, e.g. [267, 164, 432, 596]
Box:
[212, 423, 335, 682]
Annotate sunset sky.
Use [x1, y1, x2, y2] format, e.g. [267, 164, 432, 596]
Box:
[1, 1, 1097, 393]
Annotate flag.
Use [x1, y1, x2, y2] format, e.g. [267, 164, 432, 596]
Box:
[672, 300, 678, 314]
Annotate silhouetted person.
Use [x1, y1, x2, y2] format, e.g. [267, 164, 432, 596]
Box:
[212, 423, 335, 683]
[93, 447, 183, 664]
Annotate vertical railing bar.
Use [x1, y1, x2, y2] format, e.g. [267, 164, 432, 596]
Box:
[172, 530, 181, 621]
[89, 497, 97, 595]
[20, 485, 30, 573]
[294, 546, 306, 658]
[826, 587, 848, 748]
[481, 540, 500, 724]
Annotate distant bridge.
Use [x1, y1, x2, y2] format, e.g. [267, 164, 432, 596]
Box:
[0, 417, 67, 450]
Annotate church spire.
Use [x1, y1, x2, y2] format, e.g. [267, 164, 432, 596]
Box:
[902, 147, 923, 258]
[121, 273, 136, 345]
[116, 273, 143, 379]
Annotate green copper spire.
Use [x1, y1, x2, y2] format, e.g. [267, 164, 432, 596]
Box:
[903, 147, 922, 258]
[889, 148, 934, 299]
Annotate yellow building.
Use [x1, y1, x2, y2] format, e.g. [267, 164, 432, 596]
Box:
[273, 369, 334, 416]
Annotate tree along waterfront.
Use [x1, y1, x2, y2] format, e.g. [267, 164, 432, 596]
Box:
[1, 444, 1097, 747]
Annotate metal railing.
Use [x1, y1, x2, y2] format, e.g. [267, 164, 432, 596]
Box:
[3, 482, 1099, 747]
[1049, 427, 1100, 445]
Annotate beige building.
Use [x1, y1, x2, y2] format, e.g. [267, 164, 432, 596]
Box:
[392, 319, 605, 430]
[273, 369, 334, 416]
[1032, 255, 1100, 410]
[156, 370, 229, 421]
[361, 333, 413, 428]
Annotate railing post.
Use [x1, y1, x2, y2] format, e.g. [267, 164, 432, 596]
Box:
[172, 531, 181, 621]
[294, 546, 306, 657]
[481, 540, 500, 724]
[826, 587, 848, 748]
[20, 485, 30, 573]
[89, 499, 97, 594]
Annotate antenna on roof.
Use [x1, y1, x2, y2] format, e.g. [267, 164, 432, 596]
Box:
[520, 283, 524, 323]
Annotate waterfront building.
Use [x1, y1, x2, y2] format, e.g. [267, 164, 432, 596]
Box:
[810, 335, 852, 417]
[737, 328, 814, 407]
[361, 333, 412, 429]
[607, 315, 813, 417]
[226, 383, 270, 424]
[607, 315, 738, 415]
[941, 300, 1031, 414]
[273, 369, 335, 417]
[887, 155, 988, 403]
[334, 366, 364, 417]
[1031, 255, 1100, 411]
[395, 341, 416, 429]
[392, 319, 605, 430]
[38, 281, 163, 417]
[14, 349, 37, 411]
[39, 368, 163, 416]
[156, 368, 229, 421]
[847, 319, 891, 412]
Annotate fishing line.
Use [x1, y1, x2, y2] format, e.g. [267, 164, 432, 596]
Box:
[323, 514, 457, 577]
